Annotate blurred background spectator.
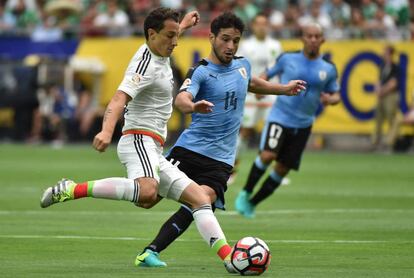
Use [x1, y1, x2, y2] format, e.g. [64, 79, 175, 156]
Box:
[372, 45, 400, 151]
[92, 0, 130, 36]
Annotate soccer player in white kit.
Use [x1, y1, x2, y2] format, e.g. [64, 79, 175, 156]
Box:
[237, 13, 283, 151]
[230, 13, 283, 184]
[40, 7, 236, 272]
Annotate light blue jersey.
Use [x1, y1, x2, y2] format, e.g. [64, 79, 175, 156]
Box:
[266, 51, 339, 128]
[172, 58, 252, 166]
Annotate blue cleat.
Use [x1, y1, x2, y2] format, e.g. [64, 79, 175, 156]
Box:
[235, 190, 256, 218]
[135, 249, 167, 267]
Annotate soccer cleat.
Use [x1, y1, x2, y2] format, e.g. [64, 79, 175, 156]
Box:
[235, 190, 256, 218]
[223, 254, 237, 273]
[134, 249, 167, 267]
[40, 179, 75, 208]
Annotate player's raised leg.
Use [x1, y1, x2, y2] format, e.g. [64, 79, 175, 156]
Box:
[40, 178, 140, 208]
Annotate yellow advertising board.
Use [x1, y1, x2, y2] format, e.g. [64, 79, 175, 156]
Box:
[75, 38, 414, 134]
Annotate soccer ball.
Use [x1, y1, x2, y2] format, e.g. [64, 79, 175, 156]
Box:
[231, 237, 271, 276]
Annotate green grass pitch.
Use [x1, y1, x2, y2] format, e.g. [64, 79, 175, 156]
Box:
[0, 143, 413, 277]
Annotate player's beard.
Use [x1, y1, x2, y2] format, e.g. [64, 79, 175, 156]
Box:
[213, 44, 233, 65]
[307, 48, 319, 59]
[309, 50, 317, 58]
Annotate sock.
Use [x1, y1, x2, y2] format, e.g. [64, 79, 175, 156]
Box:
[71, 178, 138, 203]
[146, 205, 194, 253]
[243, 156, 269, 193]
[192, 204, 231, 260]
[250, 171, 282, 206]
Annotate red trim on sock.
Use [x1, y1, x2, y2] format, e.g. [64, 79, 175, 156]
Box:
[218, 244, 232, 260]
[74, 183, 88, 199]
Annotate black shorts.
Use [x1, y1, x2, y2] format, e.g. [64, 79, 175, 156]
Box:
[166, 146, 232, 210]
[259, 122, 312, 170]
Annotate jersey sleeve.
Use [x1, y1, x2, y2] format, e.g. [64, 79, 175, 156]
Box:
[117, 51, 153, 99]
[117, 71, 153, 99]
[266, 53, 284, 79]
[324, 65, 340, 93]
[179, 66, 205, 98]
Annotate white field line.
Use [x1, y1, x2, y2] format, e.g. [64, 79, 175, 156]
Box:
[0, 234, 413, 244]
[0, 208, 413, 216]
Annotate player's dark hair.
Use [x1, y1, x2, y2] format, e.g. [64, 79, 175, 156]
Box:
[210, 12, 245, 36]
[144, 7, 180, 40]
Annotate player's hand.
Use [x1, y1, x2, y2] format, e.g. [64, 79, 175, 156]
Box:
[180, 11, 200, 30]
[193, 100, 214, 114]
[255, 94, 265, 100]
[320, 92, 331, 106]
[284, 80, 306, 96]
[93, 131, 112, 152]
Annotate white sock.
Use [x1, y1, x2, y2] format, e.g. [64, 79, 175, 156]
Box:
[192, 204, 226, 247]
[90, 178, 138, 202]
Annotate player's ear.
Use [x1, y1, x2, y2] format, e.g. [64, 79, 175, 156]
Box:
[209, 33, 215, 44]
[148, 28, 157, 40]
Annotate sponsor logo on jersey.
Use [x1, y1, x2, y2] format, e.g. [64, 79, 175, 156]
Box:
[238, 67, 247, 79]
[180, 78, 191, 90]
[319, 70, 327, 81]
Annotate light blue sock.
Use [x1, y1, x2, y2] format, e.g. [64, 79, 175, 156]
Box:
[254, 156, 269, 171]
[269, 170, 283, 184]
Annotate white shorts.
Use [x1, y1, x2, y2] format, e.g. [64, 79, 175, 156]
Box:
[117, 134, 192, 201]
[242, 93, 276, 128]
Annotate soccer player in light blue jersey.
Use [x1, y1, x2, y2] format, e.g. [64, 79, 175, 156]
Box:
[235, 23, 341, 218]
[135, 12, 305, 269]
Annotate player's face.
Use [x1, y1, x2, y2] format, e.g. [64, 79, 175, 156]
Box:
[252, 16, 268, 40]
[301, 25, 324, 58]
[149, 19, 179, 57]
[210, 28, 241, 64]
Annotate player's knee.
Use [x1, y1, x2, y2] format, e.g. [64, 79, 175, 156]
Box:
[200, 185, 217, 204]
[260, 151, 275, 164]
[137, 179, 158, 204]
[185, 186, 210, 209]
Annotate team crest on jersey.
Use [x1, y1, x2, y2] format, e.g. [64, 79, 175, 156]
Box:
[238, 67, 247, 79]
[132, 73, 142, 85]
[319, 70, 327, 81]
[180, 78, 191, 91]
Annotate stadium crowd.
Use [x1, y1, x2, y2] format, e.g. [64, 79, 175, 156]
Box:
[0, 0, 413, 40]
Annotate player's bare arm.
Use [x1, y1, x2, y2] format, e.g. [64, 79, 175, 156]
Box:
[175, 91, 214, 114]
[93, 91, 131, 152]
[178, 11, 200, 36]
[248, 76, 306, 96]
[378, 77, 398, 98]
[320, 92, 341, 106]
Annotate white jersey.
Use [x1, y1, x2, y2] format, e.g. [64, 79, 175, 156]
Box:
[237, 36, 283, 128]
[118, 44, 174, 143]
[237, 36, 282, 78]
